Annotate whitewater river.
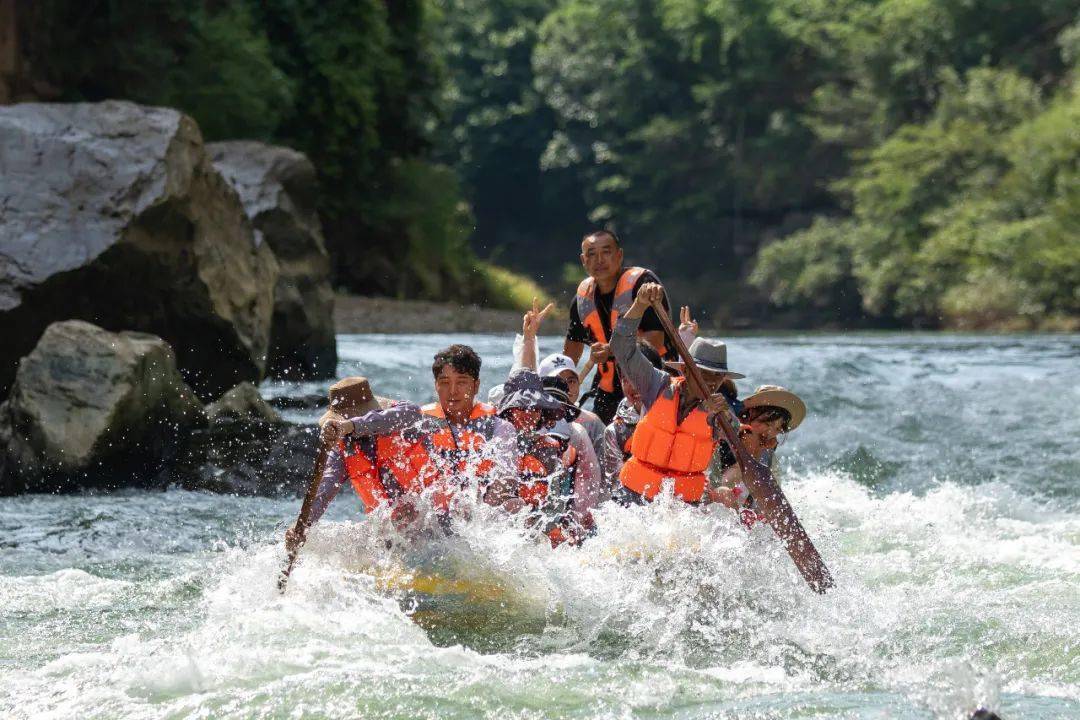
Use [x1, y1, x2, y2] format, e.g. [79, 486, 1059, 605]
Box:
[2, 333, 1078, 719]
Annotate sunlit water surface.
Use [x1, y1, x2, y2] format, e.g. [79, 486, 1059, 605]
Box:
[2, 333, 1078, 719]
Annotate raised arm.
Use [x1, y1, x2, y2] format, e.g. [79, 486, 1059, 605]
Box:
[610, 282, 671, 412]
[519, 297, 553, 370]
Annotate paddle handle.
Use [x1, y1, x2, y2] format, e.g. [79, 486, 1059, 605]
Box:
[578, 357, 596, 387]
[278, 436, 333, 592]
[651, 303, 834, 593]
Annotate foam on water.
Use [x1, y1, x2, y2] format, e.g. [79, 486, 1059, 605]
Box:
[3, 332, 1078, 719]
[3, 473, 1078, 719]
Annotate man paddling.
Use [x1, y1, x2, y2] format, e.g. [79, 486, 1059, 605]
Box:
[610, 282, 744, 504]
[321, 345, 522, 515]
[284, 378, 421, 556]
[563, 230, 671, 424]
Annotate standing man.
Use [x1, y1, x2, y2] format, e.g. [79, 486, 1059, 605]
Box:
[564, 230, 671, 424]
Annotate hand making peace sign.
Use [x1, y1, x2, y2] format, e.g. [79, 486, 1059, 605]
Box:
[522, 296, 555, 338]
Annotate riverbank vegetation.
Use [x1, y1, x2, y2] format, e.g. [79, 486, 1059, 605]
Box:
[10, 0, 1078, 328]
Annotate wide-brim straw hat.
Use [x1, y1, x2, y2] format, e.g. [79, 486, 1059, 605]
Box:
[665, 337, 745, 379]
[318, 376, 382, 425]
[496, 368, 566, 417]
[742, 384, 806, 431]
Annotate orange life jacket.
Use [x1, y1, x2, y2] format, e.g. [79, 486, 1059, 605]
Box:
[619, 377, 715, 502]
[517, 436, 578, 507]
[340, 434, 414, 512]
[415, 401, 498, 510]
[575, 266, 648, 393]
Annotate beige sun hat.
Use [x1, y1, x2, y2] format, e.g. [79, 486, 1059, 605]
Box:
[742, 385, 807, 431]
[318, 376, 383, 426]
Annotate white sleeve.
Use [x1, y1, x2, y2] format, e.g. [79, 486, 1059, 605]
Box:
[512, 333, 540, 371]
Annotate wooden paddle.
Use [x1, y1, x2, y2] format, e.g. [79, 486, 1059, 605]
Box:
[651, 304, 835, 594]
[278, 437, 333, 593]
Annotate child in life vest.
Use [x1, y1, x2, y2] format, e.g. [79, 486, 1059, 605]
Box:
[709, 385, 806, 526]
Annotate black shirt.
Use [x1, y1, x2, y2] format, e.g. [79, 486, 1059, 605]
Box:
[566, 268, 669, 344]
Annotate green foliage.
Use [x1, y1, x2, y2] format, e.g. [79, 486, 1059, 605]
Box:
[474, 262, 557, 311]
[432, 0, 585, 282]
[749, 219, 859, 311]
[16, 0, 1080, 326]
[754, 63, 1080, 327]
[532, 0, 832, 281]
[156, 5, 295, 140]
[20, 0, 492, 306]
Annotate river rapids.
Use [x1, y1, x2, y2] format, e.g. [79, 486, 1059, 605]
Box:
[2, 333, 1078, 719]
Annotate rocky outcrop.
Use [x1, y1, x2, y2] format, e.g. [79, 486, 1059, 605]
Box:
[204, 381, 283, 425]
[210, 141, 336, 379]
[163, 423, 320, 497]
[0, 321, 205, 494]
[0, 100, 278, 401]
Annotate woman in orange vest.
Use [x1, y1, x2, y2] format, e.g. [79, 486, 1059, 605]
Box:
[495, 369, 602, 544]
[609, 282, 745, 505]
[599, 339, 664, 487]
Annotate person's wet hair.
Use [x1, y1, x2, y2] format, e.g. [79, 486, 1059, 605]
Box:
[432, 344, 482, 380]
[740, 405, 792, 432]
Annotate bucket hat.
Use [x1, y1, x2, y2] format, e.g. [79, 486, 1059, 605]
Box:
[742, 385, 806, 431]
[665, 338, 745, 379]
[496, 368, 566, 417]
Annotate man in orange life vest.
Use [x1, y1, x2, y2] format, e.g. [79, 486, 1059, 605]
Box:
[610, 282, 746, 505]
[284, 377, 421, 552]
[320, 345, 522, 515]
[563, 230, 671, 425]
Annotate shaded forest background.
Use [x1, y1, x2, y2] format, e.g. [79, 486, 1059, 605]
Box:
[4, 0, 1079, 329]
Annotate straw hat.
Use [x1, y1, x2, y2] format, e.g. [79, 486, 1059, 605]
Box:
[318, 376, 382, 425]
[665, 337, 745, 379]
[742, 385, 806, 431]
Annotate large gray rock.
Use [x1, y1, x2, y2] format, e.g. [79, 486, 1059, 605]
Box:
[0, 321, 206, 493]
[0, 100, 279, 400]
[210, 141, 336, 379]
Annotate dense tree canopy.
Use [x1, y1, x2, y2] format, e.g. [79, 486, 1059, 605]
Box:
[10, 0, 1080, 327]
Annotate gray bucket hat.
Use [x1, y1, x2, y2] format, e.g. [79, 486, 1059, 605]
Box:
[665, 338, 745, 379]
[496, 368, 566, 417]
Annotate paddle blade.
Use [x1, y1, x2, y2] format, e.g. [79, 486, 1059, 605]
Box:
[744, 459, 834, 594]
